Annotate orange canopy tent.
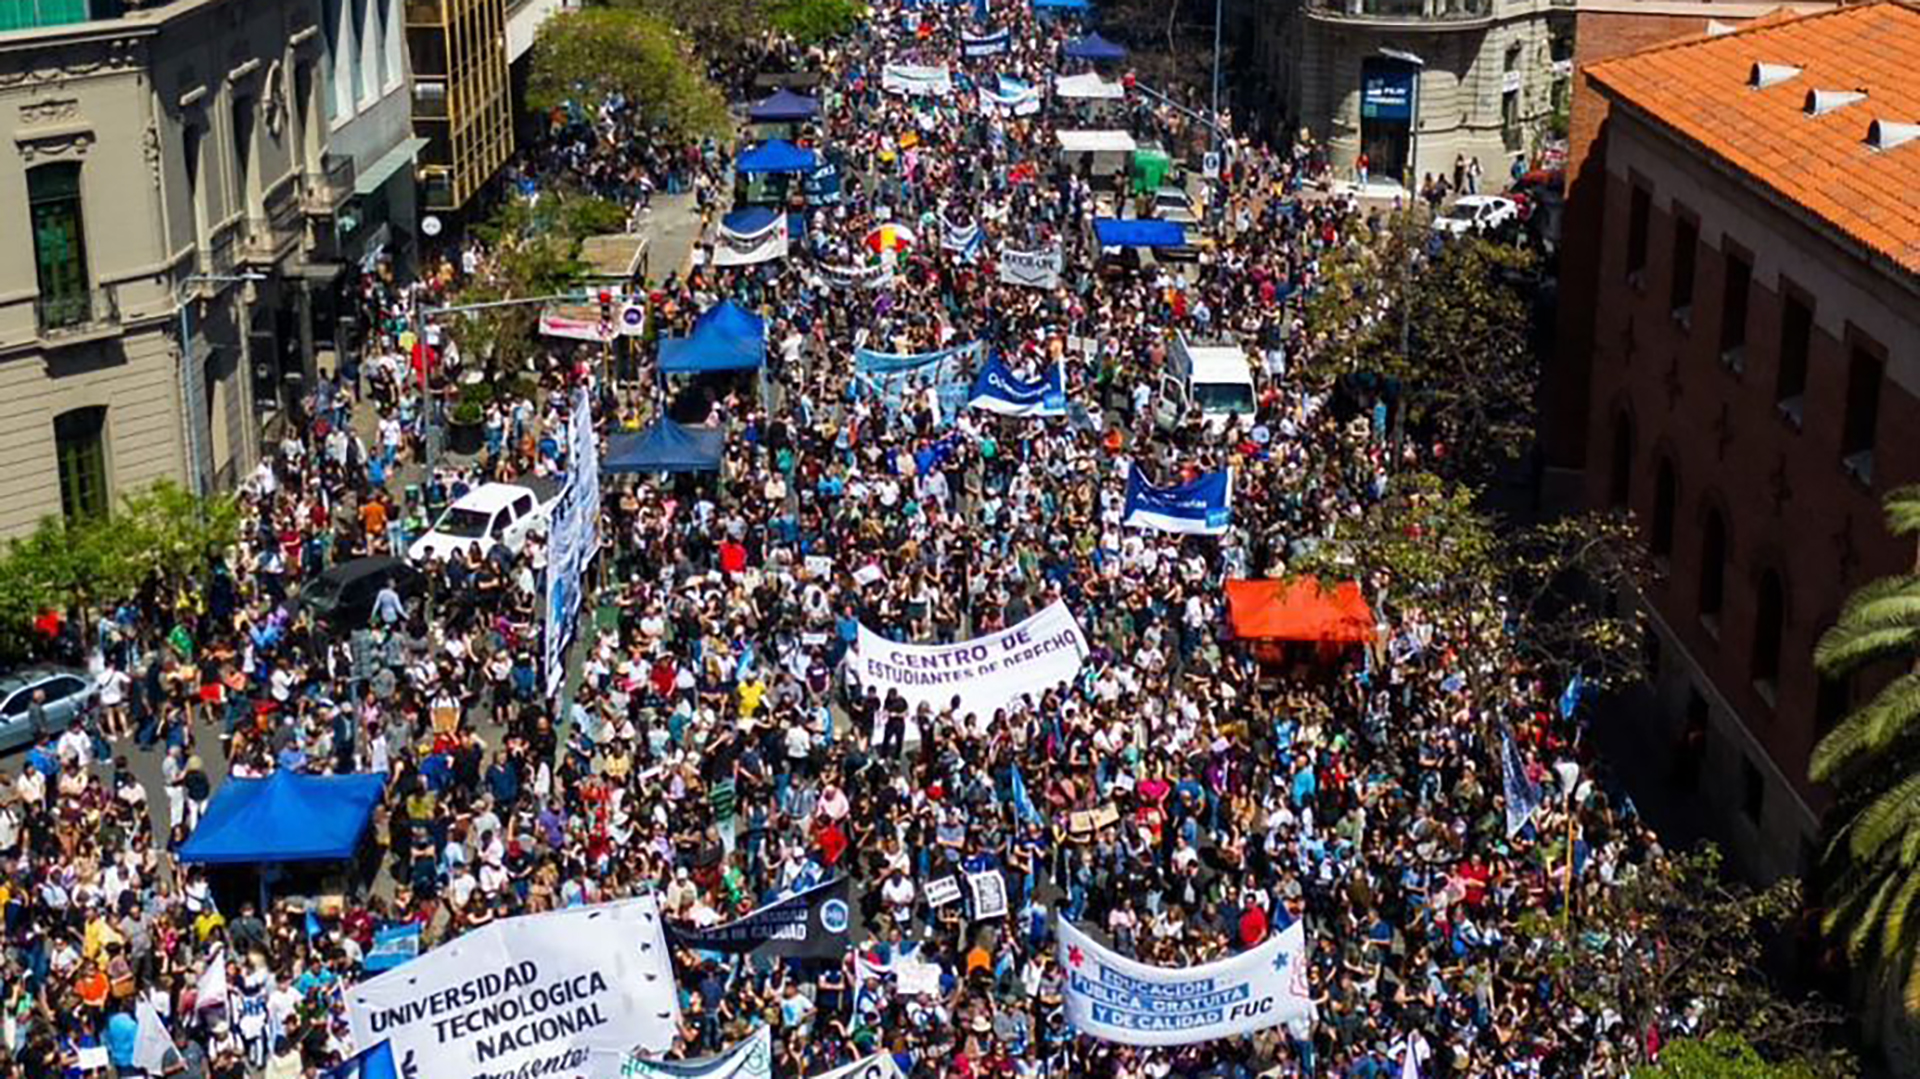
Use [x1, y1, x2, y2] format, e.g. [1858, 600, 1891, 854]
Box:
[1225, 578, 1375, 644]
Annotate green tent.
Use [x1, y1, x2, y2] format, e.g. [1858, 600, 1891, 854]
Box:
[1132, 148, 1172, 195]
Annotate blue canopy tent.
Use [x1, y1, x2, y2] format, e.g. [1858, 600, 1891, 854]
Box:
[1064, 32, 1127, 61]
[658, 299, 767, 373]
[605, 419, 726, 474]
[749, 89, 819, 123]
[735, 139, 820, 174]
[178, 771, 386, 864]
[1093, 217, 1187, 247]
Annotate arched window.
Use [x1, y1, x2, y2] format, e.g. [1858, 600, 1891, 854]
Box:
[1609, 412, 1634, 508]
[1752, 569, 1785, 691]
[1652, 459, 1677, 558]
[1700, 508, 1727, 622]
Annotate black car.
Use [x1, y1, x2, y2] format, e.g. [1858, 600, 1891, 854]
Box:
[299, 557, 423, 632]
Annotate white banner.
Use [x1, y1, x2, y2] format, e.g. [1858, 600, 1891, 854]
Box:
[623, 1027, 769, 1079]
[882, 63, 953, 97]
[1057, 916, 1315, 1047]
[713, 215, 789, 267]
[820, 263, 894, 290]
[347, 898, 680, 1079]
[812, 1053, 904, 1079]
[999, 245, 1063, 290]
[924, 876, 964, 908]
[851, 600, 1088, 719]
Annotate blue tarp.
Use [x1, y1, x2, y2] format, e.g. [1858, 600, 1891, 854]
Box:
[659, 299, 767, 373]
[736, 139, 820, 175]
[605, 419, 726, 474]
[749, 89, 819, 123]
[1093, 217, 1187, 247]
[1064, 32, 1127, 60]
[178, 771, 386, 864]
[1032, 0, 1090, 9]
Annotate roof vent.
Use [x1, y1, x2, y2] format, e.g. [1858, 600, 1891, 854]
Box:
[1749, 62, 1803, 89]
[1707, 19, 1737, 35]
[1805, 88, 1868, 115]
[1866, 118, 1920, 151]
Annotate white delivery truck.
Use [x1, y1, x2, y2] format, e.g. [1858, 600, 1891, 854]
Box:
[1153, 331, 1257, 435]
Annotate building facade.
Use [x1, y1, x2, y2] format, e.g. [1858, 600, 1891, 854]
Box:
[407, 0, 512, 213]
[1258, 0, 1573, 190]
[0, 0, 404, 536]
[1572, 4, 1920, 887]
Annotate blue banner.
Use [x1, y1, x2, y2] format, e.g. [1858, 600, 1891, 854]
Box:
[855, 341, 981, 424]
[962, 27, 1011, 56]
[803, 160, 842, 205]
[1361, 59, 1415, 122]
[363, 922, 421, 972]
[969, 352, 1066, 417]
[943, 212, 983, 262]
[1500, 719, 1544, 838]
[1122, 466, 1232, 536]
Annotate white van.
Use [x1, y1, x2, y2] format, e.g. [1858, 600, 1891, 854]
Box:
[1153, 332, 1257, 435]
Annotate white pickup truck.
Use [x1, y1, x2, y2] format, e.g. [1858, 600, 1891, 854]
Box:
[406, 478, 563, 565]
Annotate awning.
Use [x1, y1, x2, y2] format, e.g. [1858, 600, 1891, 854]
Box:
[1093, 217, 1185, 247]
[750, 88, 819, 123]
[736, 139, 820, 174]
[1225, 578, 1375, 644]
[178, 771, 387, 864]
[1064, 32, 1127, 61]
[581, 233, 649, 278]
[1055, 73, 1124, 100]
[1057, 129, 1137, 154]
[354, 135, 429, 196]
[658, 299, 767, 373]
[605, 419, 726, 473]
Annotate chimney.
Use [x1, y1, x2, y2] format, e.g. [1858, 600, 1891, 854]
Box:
[1749, 62, 1802, 89]
[1804, 88, 1868, 115]
[1865, 119, 1920, 151]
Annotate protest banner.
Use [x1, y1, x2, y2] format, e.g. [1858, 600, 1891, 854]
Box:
[666, 877, 851, 959]
[998, 245, 1063, 290]
[364, 923, 421, 973]
[1121, 466, 1233, 536]
[966, 870, 1009, 921]
[1057, 916, 1315, 1046]
[544, 387, 599, 698]
[622, 1028, 769, 1079]
[713, 209, 789, 267]
[803, 160, 843, 205]
[942, 214, 983, 262]
[978, 75, 1040, 116]
[969, 353, 1066, 417]
[821, 263, 894, 290]
[346, 898, 679, 1079]
[1501, 718, 1544, 837]
[812, 1053, 904, 1079]
[924, 876, 964, 908]
[853, 341, 981, 423]
[881, 64, 953, 97]
[960, 27, 1010, 56]
[850, 600, 1087, 718]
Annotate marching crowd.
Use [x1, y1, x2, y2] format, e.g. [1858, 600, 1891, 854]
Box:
[0, 3, 1685, 1079]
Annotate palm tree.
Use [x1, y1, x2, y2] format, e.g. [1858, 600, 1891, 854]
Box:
[1810, 484, 1920, 1010]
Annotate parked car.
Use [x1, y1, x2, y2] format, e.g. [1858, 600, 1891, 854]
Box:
[1431, 195, 1520, 236]
[299, 556, 424, 633]
[0, 666, 96, 752]
[406, 479, 562, 565]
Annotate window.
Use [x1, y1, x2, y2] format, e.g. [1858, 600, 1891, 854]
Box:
[1651, 459, 1676, 558]
[53, 406, 107, 520]
[1626, 185, 1650, 279]
[1720, 249, 1750, 362]
[232, 95, 256, 217]
[1816, 670, 1850, 734]
[1608, 413, 1633, 508]
[1669, 214, 1697, 320]
[182, 122, 205, 248]
[1699, 507, 1726, 626]
[1741, 756, 1764, 824]
[1501, 89, 1521, 151]
[1751, 569, 1784, 696]
[1842, 344, 1880, 482]
[1776, 288, 1811, 423]
[28, 163, 90, 329]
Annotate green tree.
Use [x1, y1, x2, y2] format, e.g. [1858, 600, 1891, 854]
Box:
[526, 8, 728, 139]
[1302, 215, 1539, 482]
[115, 480, 242, 586]
[1631, 1032, 1834, 1079]
[764, 0, 862, 42]
[1807, 485, 1920, 1011]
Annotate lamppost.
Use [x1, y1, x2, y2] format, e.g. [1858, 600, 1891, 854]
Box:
[176, 272, 268, 499]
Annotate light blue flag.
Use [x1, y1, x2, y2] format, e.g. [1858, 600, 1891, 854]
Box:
[363, 923, 421, 973]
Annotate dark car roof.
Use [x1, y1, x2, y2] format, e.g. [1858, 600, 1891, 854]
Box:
[315, 556, 407, 585]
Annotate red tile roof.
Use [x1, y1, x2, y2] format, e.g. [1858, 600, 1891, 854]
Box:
[1586, 2, 1920, 279]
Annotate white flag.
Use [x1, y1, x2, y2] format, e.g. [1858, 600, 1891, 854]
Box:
[133, 998, 177, 1073]
[194, 948, 228, 1011]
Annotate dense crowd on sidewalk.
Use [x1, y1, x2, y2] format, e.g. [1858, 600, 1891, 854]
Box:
[0, 3, 1683, 1079]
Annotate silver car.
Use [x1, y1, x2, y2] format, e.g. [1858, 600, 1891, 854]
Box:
[0, 666, 96, 752]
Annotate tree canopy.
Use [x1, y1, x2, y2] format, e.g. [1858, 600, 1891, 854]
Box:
[526, 8, 729, 138]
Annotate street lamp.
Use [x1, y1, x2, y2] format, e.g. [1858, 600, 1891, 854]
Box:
[176, 272, 268, 499]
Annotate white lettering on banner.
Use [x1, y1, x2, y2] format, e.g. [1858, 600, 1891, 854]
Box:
[348, 898, 679, 1079]
[1056, 916, 1315, 1047]
[999, 246, 1063, 290]
[851, 601, 1088, 718]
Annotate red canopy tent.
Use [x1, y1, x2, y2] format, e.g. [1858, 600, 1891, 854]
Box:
[1225, 578, 1375, 644]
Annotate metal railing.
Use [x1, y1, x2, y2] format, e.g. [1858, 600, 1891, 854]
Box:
[1305, 0, 1493, 20]
[34, 284, 119, 338]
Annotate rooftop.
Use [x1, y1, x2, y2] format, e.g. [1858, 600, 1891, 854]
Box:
[1586, 1, 1920, 279]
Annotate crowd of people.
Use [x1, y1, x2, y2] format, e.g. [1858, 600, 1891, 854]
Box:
[0, 3, 1689, 1079]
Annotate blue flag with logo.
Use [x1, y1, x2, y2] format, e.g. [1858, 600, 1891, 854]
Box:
[1122, 465, 1233, 536]
[321, 1040, 403, 1079]
[1500, 719, 1544, 838]
[970, 353, 1066, 417]
[666, 876, 851, 959]
[363, 923, 420, 973]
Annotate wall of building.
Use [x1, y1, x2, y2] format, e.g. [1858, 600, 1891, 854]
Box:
[1581, 105, 1920, 879]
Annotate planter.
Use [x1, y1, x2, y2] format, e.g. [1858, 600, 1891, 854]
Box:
[446, 418, 485, 456]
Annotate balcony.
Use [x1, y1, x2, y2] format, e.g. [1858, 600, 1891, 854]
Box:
[302, 153, 356, 216]
[35, 285, 120, 345]
[1305, 0, 1493, 25]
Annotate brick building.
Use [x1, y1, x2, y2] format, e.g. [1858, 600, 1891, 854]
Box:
[1566, 2, 1920, 883]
